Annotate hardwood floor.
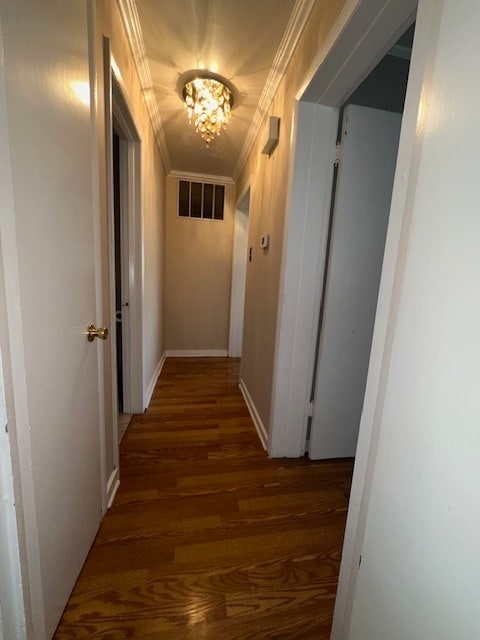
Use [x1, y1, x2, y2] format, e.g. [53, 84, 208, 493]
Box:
[54, 358, 353, 639]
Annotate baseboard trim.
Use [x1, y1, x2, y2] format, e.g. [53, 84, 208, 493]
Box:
[165, 349, 228, 357]
[106, 467, 120, 509]
[144, 353, 166, 409]
[238, 378, 268, 450]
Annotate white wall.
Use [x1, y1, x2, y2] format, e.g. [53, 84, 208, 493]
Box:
[346, 0, 480, 637]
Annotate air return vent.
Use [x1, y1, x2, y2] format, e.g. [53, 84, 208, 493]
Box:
[178, 180, 225, 221]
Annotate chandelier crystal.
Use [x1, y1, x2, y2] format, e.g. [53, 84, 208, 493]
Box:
[183, 77, 232, 146]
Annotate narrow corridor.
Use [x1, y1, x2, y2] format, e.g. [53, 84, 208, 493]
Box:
[55, 358, 353, 639]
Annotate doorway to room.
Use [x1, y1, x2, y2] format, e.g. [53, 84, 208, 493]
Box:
[307, 25, 414, 460]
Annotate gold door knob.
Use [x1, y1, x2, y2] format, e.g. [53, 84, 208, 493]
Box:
[86, 324, 109, 342]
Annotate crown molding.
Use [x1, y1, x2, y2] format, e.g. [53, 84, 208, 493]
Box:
[116, 0, 172, 173]
[233, 0, 316, 180]
[169, 170, 235, 185]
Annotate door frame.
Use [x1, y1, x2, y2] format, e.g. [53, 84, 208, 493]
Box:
[103, 40, 143, 420]
[269, 0, 445, 635]
[331, 3, 438, 635]
[269, 100, 338, 457]
[228, 185, 250, 358]
[112, 77, 143, 415]
[267, 0, 434, 636]
[270, 0, 417, 457]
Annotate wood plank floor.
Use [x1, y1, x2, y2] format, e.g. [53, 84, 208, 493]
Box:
[54, 358, 353, 639]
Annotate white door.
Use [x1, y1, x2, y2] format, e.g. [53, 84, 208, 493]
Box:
[0, 1, 104, 636]
[309, 105, 401, 460]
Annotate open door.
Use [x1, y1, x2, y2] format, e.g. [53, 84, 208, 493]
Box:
[309, 104, 401, 460]
[0, 2, 105, 635]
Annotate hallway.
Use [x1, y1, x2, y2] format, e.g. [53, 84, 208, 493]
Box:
[54, 358, 353, 638]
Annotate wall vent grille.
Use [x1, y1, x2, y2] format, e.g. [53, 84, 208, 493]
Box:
[178, 180, 225, 220]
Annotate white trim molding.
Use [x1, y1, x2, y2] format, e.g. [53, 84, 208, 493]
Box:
[144, 353, 166, 409]
[106, 468, 120, 509]
[233, 0, 316, 180]
[269, 102, 338, 458]
[168, 170, 235, 185]
[116, 0, 171, 172]
[239, 379, 268, 450]
[299, 0, 416, 105]
[330, 1, 426, 636]
[165, 350, 228, 358]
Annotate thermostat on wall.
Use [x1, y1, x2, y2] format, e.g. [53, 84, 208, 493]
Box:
[261, 234, 270, 249]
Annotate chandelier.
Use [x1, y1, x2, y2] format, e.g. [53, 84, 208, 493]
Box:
[183, 76, 233, 146]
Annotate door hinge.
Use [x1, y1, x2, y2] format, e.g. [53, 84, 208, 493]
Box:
[307, 401, 315, 418]
[334, 142, 342, 167]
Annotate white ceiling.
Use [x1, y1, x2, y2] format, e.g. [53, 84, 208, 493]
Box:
[119, 0, 314, 179]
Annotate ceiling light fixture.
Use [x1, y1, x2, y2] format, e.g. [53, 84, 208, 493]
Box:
[183, 75, 233, 147]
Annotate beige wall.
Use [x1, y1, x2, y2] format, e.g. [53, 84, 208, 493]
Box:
[238, 0, 347, 433]
[94, 1, 166, 474]
[164, 177, 235, 352]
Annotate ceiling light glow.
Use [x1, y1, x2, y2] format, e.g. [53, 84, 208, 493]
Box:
[183, 76, 233, 147]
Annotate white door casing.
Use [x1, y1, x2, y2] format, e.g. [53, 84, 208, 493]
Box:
[263, 0, 416, 633]
[229, 187, 250, 358]
[308, 105, 401, 460]
[269, 101, 338, 458]
[0, 1, 105, 636]
[269, 0, 416, 459]
[110, 66, 144, 414]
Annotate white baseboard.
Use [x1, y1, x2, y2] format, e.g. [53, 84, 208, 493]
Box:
[238, 378, 268, 450]
[106, 467, 120, 509]
[144, 353, 166, 409]
[165, 349, 228, 357]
